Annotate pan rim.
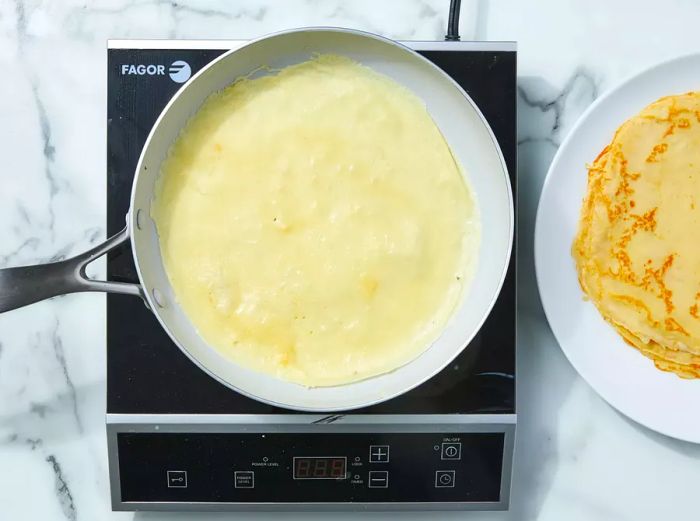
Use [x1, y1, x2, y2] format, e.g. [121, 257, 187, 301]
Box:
[128, 26, 514, 412]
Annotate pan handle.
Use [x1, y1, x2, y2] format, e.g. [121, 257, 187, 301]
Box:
[0, 225, 144, 313]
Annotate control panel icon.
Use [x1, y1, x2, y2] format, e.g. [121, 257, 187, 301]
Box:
[441, 442, 462, 460]
[234, 471, 255, 489]
[368, 470, 389, 488]
[166, 470, 188, 488]
[435, 470, 455, 488]
[369, 445, 390, 463]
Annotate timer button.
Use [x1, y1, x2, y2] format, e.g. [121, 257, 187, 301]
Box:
[234, 471, 255, 489]
[369, 445, 390, 463]
[435, 470, 455, 488]
[368, 470, 389, 488]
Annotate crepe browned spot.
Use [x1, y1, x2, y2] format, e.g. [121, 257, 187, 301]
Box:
[573, 92, 700, 378]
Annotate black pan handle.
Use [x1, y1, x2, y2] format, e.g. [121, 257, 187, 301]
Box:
[0, 224, 143, 313]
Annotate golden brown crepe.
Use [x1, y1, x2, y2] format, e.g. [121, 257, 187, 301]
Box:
[152, 54, 480, 386]
[573, 92, 700, 378]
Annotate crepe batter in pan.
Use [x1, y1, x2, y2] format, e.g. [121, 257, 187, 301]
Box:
[151, 55, 480, 386]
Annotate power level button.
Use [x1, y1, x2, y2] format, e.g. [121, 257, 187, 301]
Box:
[234, 471, 255, 488]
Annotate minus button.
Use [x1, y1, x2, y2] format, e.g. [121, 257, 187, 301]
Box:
[368, 470, 389, 488]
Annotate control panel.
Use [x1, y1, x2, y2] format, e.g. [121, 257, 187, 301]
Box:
[116, 432, 504, 503]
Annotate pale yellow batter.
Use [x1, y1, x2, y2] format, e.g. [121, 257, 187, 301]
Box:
[152, 54, 479, 386]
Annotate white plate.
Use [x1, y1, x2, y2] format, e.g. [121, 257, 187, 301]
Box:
[535, 53, 700, 443]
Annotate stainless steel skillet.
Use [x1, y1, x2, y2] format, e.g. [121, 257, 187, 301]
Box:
[0, 28, 513, 411]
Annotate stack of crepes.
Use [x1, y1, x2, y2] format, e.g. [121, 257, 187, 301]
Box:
[573, 92, 700, 378]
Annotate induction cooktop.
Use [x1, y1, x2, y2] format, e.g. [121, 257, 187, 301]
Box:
[106, 39, 516, 512]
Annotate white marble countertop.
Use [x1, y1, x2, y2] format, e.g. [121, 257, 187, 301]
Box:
[1, 0, 700, 519]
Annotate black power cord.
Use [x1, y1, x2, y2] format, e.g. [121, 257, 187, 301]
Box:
[445, 0, 462, 41]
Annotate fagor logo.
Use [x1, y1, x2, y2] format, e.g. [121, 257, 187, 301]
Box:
[168, 61, 191, 83]
[120, 60, 192, 83]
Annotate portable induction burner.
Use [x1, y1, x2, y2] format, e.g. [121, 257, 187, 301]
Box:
[106, 39, 516, 512]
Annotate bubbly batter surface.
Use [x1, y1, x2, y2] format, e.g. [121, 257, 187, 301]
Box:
[152, 55, 479, 386]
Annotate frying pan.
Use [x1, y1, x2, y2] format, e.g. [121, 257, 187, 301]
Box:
[0, 28, 513, 411]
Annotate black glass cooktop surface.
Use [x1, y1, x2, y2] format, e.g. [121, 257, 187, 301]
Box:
[106, 43, 516, 416]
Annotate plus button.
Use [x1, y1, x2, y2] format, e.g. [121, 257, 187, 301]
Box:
[369, 445, 390, 463]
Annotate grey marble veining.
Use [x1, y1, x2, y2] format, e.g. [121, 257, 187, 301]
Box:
[2, 1, 700, 520]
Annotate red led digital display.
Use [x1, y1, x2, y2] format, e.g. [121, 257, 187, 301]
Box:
[293, 457, 347, 479]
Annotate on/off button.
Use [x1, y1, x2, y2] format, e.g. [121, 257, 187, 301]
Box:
[441, 442, 462, 460]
